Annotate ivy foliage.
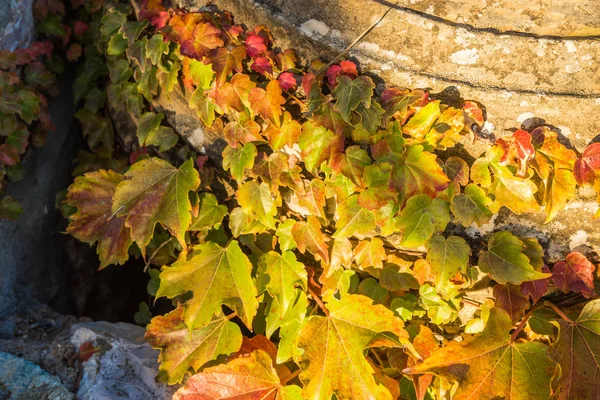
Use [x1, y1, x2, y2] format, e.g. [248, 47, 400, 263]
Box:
[58, 0, 600, 399]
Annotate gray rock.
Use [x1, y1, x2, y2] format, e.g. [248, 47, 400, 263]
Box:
[0, 75, 79, 317]
[0, 351, 73, 400]
[0, 0, 34, 51]
[70, 321, 176, 400]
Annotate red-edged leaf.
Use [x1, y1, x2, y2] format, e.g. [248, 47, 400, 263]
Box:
[552, 252, 596, 298]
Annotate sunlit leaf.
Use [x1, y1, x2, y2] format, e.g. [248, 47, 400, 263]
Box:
[398, 195, 450, 248]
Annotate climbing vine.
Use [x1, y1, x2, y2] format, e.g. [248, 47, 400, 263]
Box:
[55, 0, 600, 399]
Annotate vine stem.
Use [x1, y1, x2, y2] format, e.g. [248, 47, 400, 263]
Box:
[281, 369, 302, 385]
[511, 305, 537, 343]
[144, 237, 173, 272]
[307, 286, 329, 316]
[544, 301, 574, 323]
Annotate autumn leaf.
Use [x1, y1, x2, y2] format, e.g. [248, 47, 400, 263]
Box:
[426, 235, 470, 290]
[496, 129, 535, 177]
[249, 80, 286, 127]
[450, 183, 493, 227]
[404, 307, 555, 400]
[294, 292, 410, 400]
[237, 180, 279, 229]
[493, 283, 529, 323]
[264, 111, 301, 150]
[398, 195, 450, 248]
[294, 179, 327, 219]
[223, 117, 263, 147]
[552, 252, 596, 298]
[402, 100, 441, 142]
[173, 350, 302, 400]
[145, 307, 242, 384]
[180, 22, 224, 60]
[112, 158, 199, 253]
[333, 194, 377, 238]
[298, 121, 342, 174]
[189, 193, 227, 232]
[222, 143, 257, 184]
[157, 240, 258, 330]
[292, 216, 329, 264]
[332, 75, 375, 123]
[66, 169, 132, 268]
[424, 106, 465, 150]
[478, 231, 551, 285]
[276, 219, 297, 252]
[574, 142, 600, 186]
[550, 299, 600, 400]
[353, 238, 387, 269]
[331, 145, 371, 188]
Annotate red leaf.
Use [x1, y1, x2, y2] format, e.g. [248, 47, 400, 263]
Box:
[496, 129, 535, 177]
[552, 252, 596, 298]
[250, 57, 272, 75]
[493, 284, 530, 323]
[73, 21, 88, 36]
[574, 143, 600, 186]
[278, 72, 296, 91]
[326, 60, 358, 87]
[180, 22, 224, 60]
[245, 34, 267, 58]
[0, 144, 19, 166]
[520, 266, 550, 303]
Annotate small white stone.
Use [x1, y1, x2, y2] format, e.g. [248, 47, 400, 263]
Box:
[517, 112, 535, 123]
[569, 230, 588, 249]
[564, 41, 577, 53]
[565, 63, 582, 74]
[299, 19, 330, 37]
[558, 126, 572, 136]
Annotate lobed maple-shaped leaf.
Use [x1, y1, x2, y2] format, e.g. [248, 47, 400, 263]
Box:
[263, 111, 301, 150]
[257, 251, 307, 321]
[333, 194, 377, 238]
[424, 106, 465, 150]
[157, 240, 258, 330]
[206, 45, 247, 87]
[426, 235, 470, 291]
[298, 121, 343, 174]
[450, 183, 493, 227]
[328, 237, 353, 273]
[391, 145, 450, 206]
[112, 158, 199, 254]
[292, 216, 329, 264]
[249, 80, 286, 127]
[222, 143, 257, 184]
[237, 180, 279, 229]
[520, 265, 550, 303]
[145, 307, 242, 384]
[223, 117, 263, 148]
[418, 283, 461, 325]
[478, 231, 551, 285]
[294, 292, 410, 400]
[174, 349, 302, 400]
[493, 283, 529, 323]
[180, 22, 224, 60]
[550, 299, 600, 400]
[294, 179, 327, 219]
[331, 145, 371, 188]
[552, 252, 596, 298]
[66, 169, 132, 268]
[276, 219, 297, 252]
[398, 195, 450, 248]
[136, 112, 178, 151]
[189, 193, 227, 232]
[404, 307, 555, 400]
[353, 238, 387, 269]
[332, 75, 375, 123]
[358, 162, 397, 210]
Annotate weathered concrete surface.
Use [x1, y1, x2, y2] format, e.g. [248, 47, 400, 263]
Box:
[0, 0, 35, 51]
[162, 0, 600, 259]
[70, 321, 176, 400]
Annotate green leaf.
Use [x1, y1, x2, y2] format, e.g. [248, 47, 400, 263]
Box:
[450, 183, 493, 227]
[147, 33, 170, 66]
[398, 195, 450, 248]
[404, 308, 555, 400]
[332, 75, 375, 123]
[189, 193, 227, 232]
[145, 307, 242, 384]
[237, 181, 279, 229]
[112, 158, 200, 253]
[402, 101, 441, 141]
[157, 240, 258, 330]
[478, 231, 551, 285]
[137, 112, 178, 151]
[0, 195, 23, 220]
[107, 33, 128, 56]
[187, 59, 214, 90]
[189, 87, 217, 126]
[222, 143, 257, 184]
[258, 251, 307, 321]
[298, 121, 341, 174]
[426, 235, 470, 290]
[276, 219, 297, 252]
[550, 299, 600, 400]
[418, 284, 460, 325]
[379, 264, 420, 291]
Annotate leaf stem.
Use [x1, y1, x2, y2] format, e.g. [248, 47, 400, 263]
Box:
[544, 301, 574, 323]
[370, 349, 385, 368]
[281, 368, 302, 385]
[511, 305, 537, 342]
[307, 286, 329, 316]
[225, 311, 238, 321]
